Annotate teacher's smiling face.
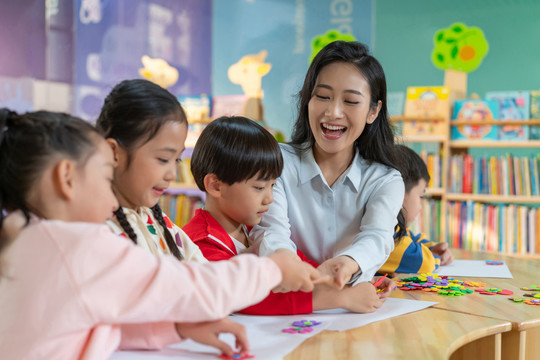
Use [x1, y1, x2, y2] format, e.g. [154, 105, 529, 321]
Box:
[308, 61, 381, 161]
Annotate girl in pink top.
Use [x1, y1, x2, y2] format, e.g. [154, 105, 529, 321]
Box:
[0, 109, 320, 359]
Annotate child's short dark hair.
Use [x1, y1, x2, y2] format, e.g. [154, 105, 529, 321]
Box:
[394, 144, 430, 192]
[191, 116, 283, 191]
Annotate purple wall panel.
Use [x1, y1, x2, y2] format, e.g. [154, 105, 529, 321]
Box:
[74, 0, 211, 121]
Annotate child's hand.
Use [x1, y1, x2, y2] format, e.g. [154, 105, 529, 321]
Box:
[268, 249, 324, 293]
[316, 256, 360, 289]
[175, 318, 248, 358]
[341, 282, 386, 313]
[373, 276, 395, 299]
[431, 242, 454, 265]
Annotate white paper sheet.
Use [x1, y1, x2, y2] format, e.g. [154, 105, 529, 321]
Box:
[434, 260, 513, 278]
[110, 298, 436, 360]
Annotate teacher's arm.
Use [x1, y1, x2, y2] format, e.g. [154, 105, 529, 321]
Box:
[251, 174, 297, 257]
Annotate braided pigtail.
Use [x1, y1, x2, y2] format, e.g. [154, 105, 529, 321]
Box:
[113, 208, 138, 245]
[151, 204, 183, 261]
[394, 210, 407, 242]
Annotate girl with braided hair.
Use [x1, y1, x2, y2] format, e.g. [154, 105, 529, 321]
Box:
[96, 79, 206, 263]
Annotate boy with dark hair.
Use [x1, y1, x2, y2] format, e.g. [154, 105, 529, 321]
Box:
[378, 145, 453, 274]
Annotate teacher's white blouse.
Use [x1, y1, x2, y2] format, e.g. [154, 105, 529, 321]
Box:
[253, 143, 404, 283]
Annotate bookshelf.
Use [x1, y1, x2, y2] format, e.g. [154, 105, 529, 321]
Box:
[448, 122, 540, 258]
[393, 116, 450, 245]
[392, 116, 540, 258]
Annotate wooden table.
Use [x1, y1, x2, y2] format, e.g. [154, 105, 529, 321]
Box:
[285, 250, 539, 360]
[397, 250, 539, 360]
[285, 308, 511, 360]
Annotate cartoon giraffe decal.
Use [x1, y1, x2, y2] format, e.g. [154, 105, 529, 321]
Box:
[227, 50, 271, 122]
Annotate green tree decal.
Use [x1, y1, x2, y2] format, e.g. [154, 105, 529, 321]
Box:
[310, 30, 356, 63]
[432, 23, 489, 73]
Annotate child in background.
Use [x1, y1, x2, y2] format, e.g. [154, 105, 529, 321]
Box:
[183, 116, 394, 315]
[96, 79, 206, 262]
[0, 109, 321, 359]
[378, 145, 454, 274]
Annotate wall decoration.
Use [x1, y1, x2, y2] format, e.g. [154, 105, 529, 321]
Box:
[431, 22, 489, 99]
[74, 0, 211, 121]
[139, 55, 179, 89]
[227, 50, 272, 122]
[212, 0, 373, 138]
[310, 29, 356, 63]
[431, 22, 488, 73]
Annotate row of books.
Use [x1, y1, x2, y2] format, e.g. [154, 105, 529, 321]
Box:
[158, 194, 204, 228]
[446, 201, 540, 255]
[176, 158, 195, 184]
[447, 154, 540, 196]
[409, 198, 442, 242]
[419, 151, 442, 189]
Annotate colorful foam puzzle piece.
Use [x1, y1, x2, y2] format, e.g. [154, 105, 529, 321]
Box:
[282, 327, 314, 334]
[292, 320, 322, 328]
[396, 272, 476, 296]
[218, 352, 255, 360]
[521, 285, 540, 291]
[485, 260, 504, 265]
[474, 288, 513, 296]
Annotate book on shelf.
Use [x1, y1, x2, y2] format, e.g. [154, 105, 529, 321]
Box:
[402, 86, 450, 136]
[176, 158, 194, 184]
[451, 99, 499, 140]
[529, 157, 540, 196]
[159, 193, 204, 228]
[530, 90, 540, 140]
[522, 157, 532, 196]
[485, 90, 530, 141]
[528, 208, 536, 254]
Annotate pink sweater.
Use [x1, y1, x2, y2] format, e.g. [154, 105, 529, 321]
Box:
[0, 219, 281, 359]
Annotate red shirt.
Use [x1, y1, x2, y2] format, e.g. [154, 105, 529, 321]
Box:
[183, 209, 318, 315]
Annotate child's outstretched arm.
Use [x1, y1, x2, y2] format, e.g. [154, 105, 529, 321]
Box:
[316, 255, 360, 289]
[54, 224, 283, 323]
[268, 249, 328, 293]
[313, 281, 386, 313]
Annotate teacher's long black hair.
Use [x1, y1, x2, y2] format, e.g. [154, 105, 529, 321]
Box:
[291, 40, 406, 239]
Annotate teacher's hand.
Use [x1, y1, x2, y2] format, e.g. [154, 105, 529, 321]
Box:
[317, 256, 360, 289]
